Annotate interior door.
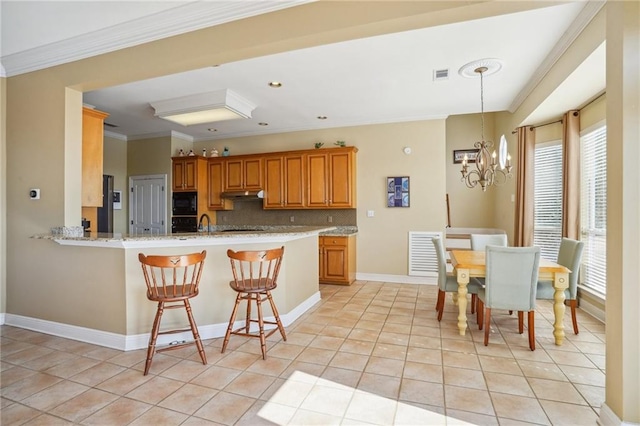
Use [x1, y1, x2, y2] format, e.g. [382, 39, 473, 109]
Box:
[129, 175, 167, 235]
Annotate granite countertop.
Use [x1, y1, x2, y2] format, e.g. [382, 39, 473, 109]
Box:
[34, 225, 358, 243]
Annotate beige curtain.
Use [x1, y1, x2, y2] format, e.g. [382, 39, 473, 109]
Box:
[562, 110, 580, 239]
[514, 126, 535, 247]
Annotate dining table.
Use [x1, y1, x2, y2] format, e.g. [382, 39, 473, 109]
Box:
[449, 249, 571, 346]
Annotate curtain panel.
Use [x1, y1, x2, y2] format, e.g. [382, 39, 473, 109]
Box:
[514, 126, 535, 247]
[562, 110, 581, 239]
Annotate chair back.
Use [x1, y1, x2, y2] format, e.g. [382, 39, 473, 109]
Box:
[556, 238, 584, 298]
[227, 246, 284, 292]
[484, 246, 540, 311]
[470, 233, 508, 251]
[431, 237, 449, 291]
[138, 251, 206, 301]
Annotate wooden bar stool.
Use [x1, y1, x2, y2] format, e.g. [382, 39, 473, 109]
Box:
[222, 246, 287, 359]
[138, 250, 208, 375]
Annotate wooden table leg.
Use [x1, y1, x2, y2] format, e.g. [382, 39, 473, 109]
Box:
[456, 268, 469, 336]
[552, 271, 569, 345]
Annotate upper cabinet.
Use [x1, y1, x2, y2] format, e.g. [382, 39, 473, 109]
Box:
[207, 158, 233, 210]
[306, 147, 357, 208]
[82, 107, 109, 207]
[224, 156, 263, 191]
[172, 156, 207, 192]
[263, 153, 305, 209]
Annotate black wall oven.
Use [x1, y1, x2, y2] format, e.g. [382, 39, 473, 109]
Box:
[172, 191, 197, 216]
[171, 216, 197, 233]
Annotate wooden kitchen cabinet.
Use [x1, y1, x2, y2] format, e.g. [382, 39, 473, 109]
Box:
[307, 147, 357, 208]
[82, 107, 109, 207]
[319, 235, 356, 285]
[207, 158, 233, 210]
[224, 156, 263, 191]
[263, 154, 305, 209]
[172, 156, 207, 191]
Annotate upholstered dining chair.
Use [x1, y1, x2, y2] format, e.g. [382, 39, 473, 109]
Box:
[536, 238, 584, 334]
[477, 245, 541, 350]
[432, 237, 482, 320]
[470, 233, 508, 290]
[222, 246, 287, 359]
[138, 250, 208, 375]
[470, 233, 508, 251]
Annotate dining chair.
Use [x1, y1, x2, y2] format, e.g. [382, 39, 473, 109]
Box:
[470, 233, 508, 251]
[138, 250, 208, 375]
[476, 245, 540, 350]
[432, 237, 482, 320]
[536, 238, 584, 334]
[222, 246, 287, 359]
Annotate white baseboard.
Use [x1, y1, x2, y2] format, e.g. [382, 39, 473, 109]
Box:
[0, 313, 5, 325]
[3, 291, 321, 352]
[356, 272, 437, 285]
[598, 402, 629, 426]
[580, 296, 606, 323]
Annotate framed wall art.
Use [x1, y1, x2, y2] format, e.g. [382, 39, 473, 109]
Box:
[453, 149, 480, 164]
[387, 176, 410, 207]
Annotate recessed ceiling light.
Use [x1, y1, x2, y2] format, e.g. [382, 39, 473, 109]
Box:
[268, 81, 282, 88]
[258, 122, 268, 126]
[317, 116, 327, 120]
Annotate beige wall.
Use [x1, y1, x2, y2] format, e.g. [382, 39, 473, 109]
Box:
[445, 113, 497, 229]
[104, 135, 128, 234]
[195, 119, 447, 276]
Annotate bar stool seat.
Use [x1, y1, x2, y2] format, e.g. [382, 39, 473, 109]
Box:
[138, 250, 208, 375]
[222, 246, 287, 359]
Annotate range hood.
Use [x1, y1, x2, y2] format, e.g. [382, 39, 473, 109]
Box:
[220, 189, 264, 199]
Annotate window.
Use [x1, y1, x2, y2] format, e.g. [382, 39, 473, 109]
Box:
[580, 123, 607, 295]
[534, 141, 563, 260]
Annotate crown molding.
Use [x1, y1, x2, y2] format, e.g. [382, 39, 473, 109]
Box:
[1, 1, 312, 77]
[509, 1, 605, 113]
[103, 131, 127, 141]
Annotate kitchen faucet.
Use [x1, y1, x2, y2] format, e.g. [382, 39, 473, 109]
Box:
[198, 213, 211, 233]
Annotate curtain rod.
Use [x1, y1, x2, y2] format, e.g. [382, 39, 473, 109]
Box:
[511, 91, 607, 134]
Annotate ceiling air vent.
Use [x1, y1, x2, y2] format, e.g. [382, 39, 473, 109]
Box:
[104, 122, 118, 128]
[433, 69, 449, 81]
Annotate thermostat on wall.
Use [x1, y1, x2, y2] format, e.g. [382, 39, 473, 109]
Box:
[113, 191, 122, 210]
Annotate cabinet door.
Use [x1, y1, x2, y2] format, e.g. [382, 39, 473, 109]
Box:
[321, 237, 348, 282]
[263, 156, 284, 208]
[306, 153, 329, 207]
[182, 158, 198, 190]
[328, 151, 353, 207]
[82, 107, 108, 206]
[243, 157, 263, 190]
[172, 160, 186, 191]
[207, 159, 226, 209]
[284, 154, 305, 208]
[224, 159, 244, 191]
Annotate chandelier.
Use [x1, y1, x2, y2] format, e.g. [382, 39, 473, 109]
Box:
[459, 62, 512, 191]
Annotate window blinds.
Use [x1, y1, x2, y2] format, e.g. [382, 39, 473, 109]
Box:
[580, 124, 607, 295]
[534, 142, 563, 260]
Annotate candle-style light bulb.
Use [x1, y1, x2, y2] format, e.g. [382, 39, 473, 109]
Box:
[507, 153, 511, 167]
[491, 150, 497, 165]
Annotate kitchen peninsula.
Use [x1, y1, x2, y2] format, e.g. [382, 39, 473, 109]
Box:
[27, 226, 348, 351]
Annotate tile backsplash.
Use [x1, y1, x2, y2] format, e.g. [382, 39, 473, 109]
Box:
[215, 199, 357, 226]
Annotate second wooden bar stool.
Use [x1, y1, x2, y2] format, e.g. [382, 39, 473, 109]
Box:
[222, 246, 287, 359]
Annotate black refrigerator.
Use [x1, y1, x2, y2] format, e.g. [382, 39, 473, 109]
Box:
[97, 175, 114, 233]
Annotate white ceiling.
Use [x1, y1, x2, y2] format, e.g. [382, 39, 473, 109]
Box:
[1, 1, 606, 142]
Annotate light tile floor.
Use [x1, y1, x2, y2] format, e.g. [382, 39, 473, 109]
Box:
[1, 282, 605, 425]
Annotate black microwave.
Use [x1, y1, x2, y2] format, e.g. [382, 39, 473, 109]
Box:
[172, 192, 197, 215]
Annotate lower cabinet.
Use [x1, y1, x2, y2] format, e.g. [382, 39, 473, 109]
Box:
[319, 235, 356, 285]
